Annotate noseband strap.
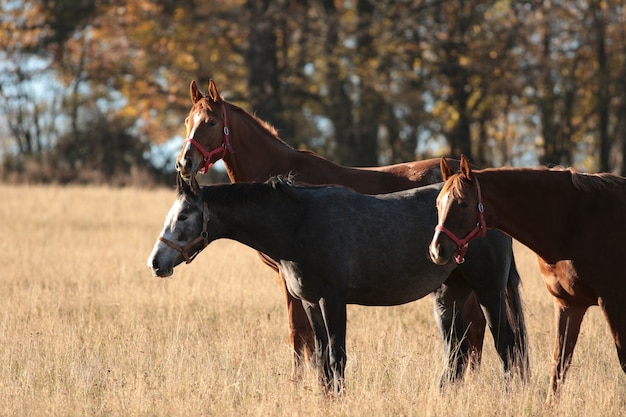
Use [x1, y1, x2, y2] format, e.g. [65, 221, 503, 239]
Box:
[185, 104, 234, 174]
[158, 202, 210, 264]
[434, 178, 486, 264]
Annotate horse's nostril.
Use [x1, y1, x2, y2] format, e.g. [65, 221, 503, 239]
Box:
[151, 258, 159, 270]
[176, 157, 191, 172]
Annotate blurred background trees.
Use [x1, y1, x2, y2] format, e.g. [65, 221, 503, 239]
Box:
[1, 0, 625, 185]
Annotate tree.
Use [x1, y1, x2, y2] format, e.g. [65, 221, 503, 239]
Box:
[4, 0, 626, 184]
[0, 1, 60, 159]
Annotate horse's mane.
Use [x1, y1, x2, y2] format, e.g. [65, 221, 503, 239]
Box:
[565, 169, 625, 191]
[227, 101, 281, 138]
[199, 177, 285, 204]
[446, 166, 626, 195]
[526, 166, 625, 192]
[187, 175, 334, 208]
[196, 96, 294, 149]
[444, 174, 470, 199]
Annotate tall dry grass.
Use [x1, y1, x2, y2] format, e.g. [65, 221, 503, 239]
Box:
[1, 184, 624, 416]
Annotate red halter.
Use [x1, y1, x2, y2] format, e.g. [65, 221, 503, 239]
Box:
[184, 104, 235, 174]
[434, 178, 487, 264]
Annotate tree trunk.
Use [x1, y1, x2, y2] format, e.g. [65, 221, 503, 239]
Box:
[244, 0, 284, 130]
[592, 1, 611, 172]
[319, 0, 356, 166]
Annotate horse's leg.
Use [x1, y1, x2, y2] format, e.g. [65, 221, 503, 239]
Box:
[301, 300, 331, 392]
[318, 293, 347, 395]
[546, 299, 587, 404]
[503, 255, 530, 382]
[432, 269, 473, 388]
[279, 272, 316, 378]
[598, 296, 626, 374]
[257, 252, 316, 378]
[257, 252, 316, 377]
[460, 231, 528, 384]
[461, 292, 486, 371]
[472, 285, 517, 382]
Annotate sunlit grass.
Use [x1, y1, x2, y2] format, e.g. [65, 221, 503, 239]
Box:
[1, 184, 624, 416]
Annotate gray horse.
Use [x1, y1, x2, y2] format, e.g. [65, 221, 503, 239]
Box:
[148, 177, 528, 394]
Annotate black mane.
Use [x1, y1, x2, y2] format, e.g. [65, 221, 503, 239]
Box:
[199, 175, 299, 205]
[177, 174, 343, 207]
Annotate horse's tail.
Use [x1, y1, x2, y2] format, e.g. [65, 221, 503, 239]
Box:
[504, 251, 530, 382]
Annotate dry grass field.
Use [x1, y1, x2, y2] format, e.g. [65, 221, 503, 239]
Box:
[1, 184, 625, 416]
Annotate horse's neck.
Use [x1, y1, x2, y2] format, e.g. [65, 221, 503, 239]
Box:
[479, 169, 573, 263]
[222, 106, 360, 185]
[222, 109, 297, 183]
[209, 190, 296, 258]
[220, 105, 443, 192]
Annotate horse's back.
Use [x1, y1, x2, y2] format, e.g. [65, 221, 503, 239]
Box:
[292, 183, 452, 306]
[360, 158, 462, 186]
[288, 153, 455, 194]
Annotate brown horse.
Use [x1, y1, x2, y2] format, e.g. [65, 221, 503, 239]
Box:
[174, 80, 528, 384]
[429, 155, 626, 402]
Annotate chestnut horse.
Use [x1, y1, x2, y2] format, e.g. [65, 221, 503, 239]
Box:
[430, 155, 626, 402]
[149, 176, 526, 393]
[174, 80, 529, 384]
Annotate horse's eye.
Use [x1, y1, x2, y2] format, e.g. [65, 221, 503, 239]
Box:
[459, 201, 470, 209]
[208, 119, 217, 126]
[178, 214, 188, 221]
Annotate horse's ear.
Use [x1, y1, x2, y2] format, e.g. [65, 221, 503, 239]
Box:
[176, 174, 188, 194]
[177, 174, 199, 195]
[207, 79, 222, 104]
[190, 176, 199, 194]
[460, 155, 473, 180]
[190, 80, 203, 104]
[440, 157, 454, 180]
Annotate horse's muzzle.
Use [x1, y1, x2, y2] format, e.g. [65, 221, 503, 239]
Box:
[149, 263, 173, 278]
[429, 243, 450, 265]
[429, 230, 454, 265]
[148, 254, 174, 278]
[176, 157, 193, 178]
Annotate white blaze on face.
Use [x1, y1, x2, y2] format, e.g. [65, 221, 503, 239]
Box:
[437, 190, 451, 227]
[164, 197, 185, 237]
[186, 111, 203, 141]
[182, 111, 204, 154]
[147, 197, 186, 275]
[182, 140, 193, 156]
[181, 111, 206, 169]
[429, 190, 451, 264]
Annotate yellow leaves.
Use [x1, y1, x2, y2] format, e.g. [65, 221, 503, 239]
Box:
[173, 7, 189, 21]
[432, 101, 460, 130]
[412, 57, 422, 71]
[118, 105, 140, 119]
[174, 53, 197, 72]
[459, 55, 470, 67]
[1, 1, 48, 51]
